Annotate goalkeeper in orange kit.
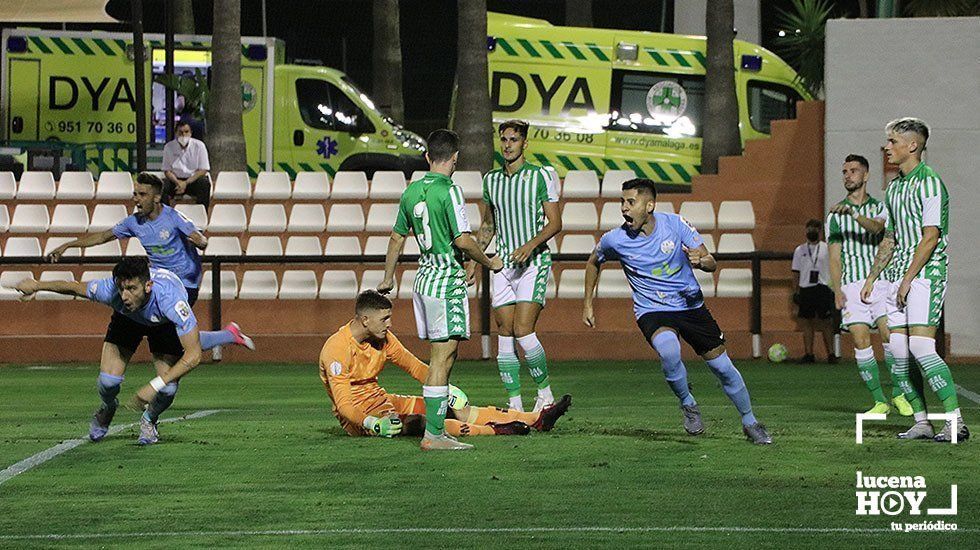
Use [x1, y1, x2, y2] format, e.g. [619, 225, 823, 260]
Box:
[319, 291, 571, 439]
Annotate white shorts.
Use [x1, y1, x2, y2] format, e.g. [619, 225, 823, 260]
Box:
[412, 292, 470, 342]
[491, 264, 551, 309]
[840, 279, 888, 329]
[884, 277, 947, 329]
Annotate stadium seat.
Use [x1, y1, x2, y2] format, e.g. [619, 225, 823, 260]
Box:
[43, 237, 80, 257]
[252, 171, 291, 200]
[600, 170, 636, 198]
[199, 271, 238, 300]
[212, 171, 251, 199]
[17, 172, 56, 199]
[175, 204, 208, 230]
[466, 203, 481, 231]
[36, 271, 75, 300]
[365, 203, 400, 232]
[561, 203, 598, 231]
[324, 236, 362, 256]
[655, 202, 676, 214]
[0, 205, 9, 232]
[556, 269, 586, 299]
[0, 271, 34, 300]
[96, 172, 134, 200]
[597, 269, 632, 298]
[695, 270, 716, 298]
[319, 271, 358, 299]
[245, 236, 284, 256]
[716, 268, 752, 297]
[248, 204, 287, 232]
[3, 237, 41, 257]
[561, 170, 600, 198]
[410, 170, 427, 182]
[239, 271, 279, 299]
[678, 201, 715, 231]
[9, 204, 50, 233]
[0, 172, 16, 199]
[363, 236, 388, 256]
[56, 172, 96, 199]
[49, 205, 90, 233]
[559, 234, 597, 255]
[208, 204, 247, 233]
[599, 202, 623, 230]
[84, 240, 122, 256]
[326, 204, 365, 232]
[80, 271, 112, 283]
[401, 238, 420, 256]
[204, 236, 242, 256]
[292, 172, 331, 200]
[331, 171, 369, 199]
[702, 234, 716, 253]
[124, 238, 147, 256]
[89, 204, 128, 232]
[279, 270, 319, 299]
[717, 233, 756, 253]
[359, 270, 390, 293]
[451, 171, 483, 199]
[288, 204, 327, 232]
[717, 201, 756, 230]
[369, 171, 406, 199]
[398, 270, 417, 299]
[285, 236, 324, 256]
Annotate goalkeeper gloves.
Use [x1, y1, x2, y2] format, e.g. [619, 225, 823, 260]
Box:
[362, 415, 402, 437]
[448, 384, 469, 411]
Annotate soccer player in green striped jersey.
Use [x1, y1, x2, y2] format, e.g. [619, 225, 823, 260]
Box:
[379, 129, 504, 451]
[826, 154, 913, 417]
[861, 118, 968, 443]
[471, 120, 563, 412]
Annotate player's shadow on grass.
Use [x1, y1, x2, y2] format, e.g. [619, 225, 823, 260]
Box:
[583, 426, 700, 444]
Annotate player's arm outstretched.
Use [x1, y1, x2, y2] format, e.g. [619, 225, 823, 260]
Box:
[385, 333, 430, 383]
[46, 229, 117, 263]
[10, 278, 89, 299]
[583, 249, 602, 327]
[129, 328, 203, 409]
[861, 229, 895, 303]
[378, 230, 407, 294]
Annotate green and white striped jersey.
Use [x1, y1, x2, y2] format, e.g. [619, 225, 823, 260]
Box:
[826, 196, 889, 285]
[482, 162, 559, 267]
[884, 162, 949, 282]
[393, 172, 470, 299]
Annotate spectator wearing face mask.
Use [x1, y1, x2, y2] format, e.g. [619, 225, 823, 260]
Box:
[162, 121, 211, 209]
[792, 219, 838, 364]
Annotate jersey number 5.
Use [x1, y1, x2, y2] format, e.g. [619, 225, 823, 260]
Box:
[413, 202, 433, 251]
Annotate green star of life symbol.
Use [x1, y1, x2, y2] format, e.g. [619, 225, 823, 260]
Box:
[645, 81, 688, 121]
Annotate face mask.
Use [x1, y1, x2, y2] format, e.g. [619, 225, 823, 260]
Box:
[177, 136, 190, 146]
[806, 230, 819, 241]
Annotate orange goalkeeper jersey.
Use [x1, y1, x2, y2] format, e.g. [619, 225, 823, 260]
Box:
[318, 323, 429, 426]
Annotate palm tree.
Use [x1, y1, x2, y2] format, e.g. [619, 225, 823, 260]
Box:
[174, 0, 195, 34]
[565, 0, 593, 27]
[700, 0, 740, 175]
[451, 0, 492, 173]
[372, 0, 405, 122]
[207, 0, 247, 175]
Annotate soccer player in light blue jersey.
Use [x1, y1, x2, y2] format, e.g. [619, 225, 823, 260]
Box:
[11, 258, 208, 445]
[48, 172, 253, 353]
[582, 178, 771, 444]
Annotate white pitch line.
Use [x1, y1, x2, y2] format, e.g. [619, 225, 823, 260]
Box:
[956, 384, 980, 406]
[1, 525, 975, 541]
[0, 410, 222, 487]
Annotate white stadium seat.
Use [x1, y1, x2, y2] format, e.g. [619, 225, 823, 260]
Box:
[175, 204, 208, 230]
[559, 234, 597, 255]
[655, 202, 676, 214]
[600, 170, 636, 198]
[365, 203, 400, 232]
[292, 172, 331, 200]
[84, 240, 122, 257]
[81, 271, 112, 283]
[285, 236, 324, 256]
[398, 270, 417, 299]
[212, 171, 251, 199]
[96, 172, 134, 199]
[36, 271, 75, 300]
[451, 171, 483, 199]
[208, 204, 247, 233]
[125, 238, 147, 256]
[561, 170, 600, 198]
[465, 203, 481, 231]
[370, 171, 406, 199]
[367, 235, 420, 256]
[89, 204, 128, 232]
[599, 202, 623, 230]
[597, 269, 632, 298]
[245, 236, 283, 256]
[679, 201, 715, 231]
[56, 172, 95, 199]
[0, 205, 9, 232]
[252, 171, 291, 200]
[49, 205, 90, 233]
[695, 270, 716, 298]
[9, 205, 50, 233]
[199, 271, 238, 300]
[701, 234, 716, 253]
[717, 233, 756, 253]
[288, 204, 327, 232]
[0, 172, 16, 199]
[717, 200, 756, 230]
[204, 236, 242, 256]
[239, 271, 279, 299]
[331, 171, 369, 199]
[3, 237, 41, 257]
[324, 236, 362, 256]
[43, 237, 81, 257]
[248, 204, 287, 232]
[716, 268, 752, 297]
[359, 270, 390, 293]
[561, 203, 598, 231]
[327, 204, 365, 232]
[319, 271, 358, 299]
[556, 269, 586, 299]
[279, 270, 319, 299]
[17, 172, 56, 199]
[410, 170, 427, 183]
[0, 271, 34, 300]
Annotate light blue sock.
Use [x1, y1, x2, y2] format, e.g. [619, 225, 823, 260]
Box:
[705, 352, 757, 426]
[200, 330, 235, 351]
[96, 373, 124, 410]
[651, 331, 696, 407]
[144, 381, 179, 423]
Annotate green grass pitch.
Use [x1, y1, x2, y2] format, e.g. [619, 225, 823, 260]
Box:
[1, 359, 978, 548]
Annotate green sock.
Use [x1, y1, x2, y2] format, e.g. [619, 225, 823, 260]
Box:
[517, 334, 550, 390]
[498, 352, 522, 398]
[918, 354, 960, 412]
[891, 352, 926, 413]
[883, 346, 903, 399]
[422, 385, 448, 435]
[855, 347, 886, 403]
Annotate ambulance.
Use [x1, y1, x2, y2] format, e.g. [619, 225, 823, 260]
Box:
[486, 12, 812, 189]
[0, 28, 427, 177]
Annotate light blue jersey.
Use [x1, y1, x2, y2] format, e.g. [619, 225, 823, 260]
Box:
[595, 212, 706, 318]
[86, 268, 197, 336]
[112, 206, 202, 288]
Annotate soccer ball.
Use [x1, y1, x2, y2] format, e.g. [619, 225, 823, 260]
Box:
[768, 343, 788, 363]
[448, 385, 469, 410]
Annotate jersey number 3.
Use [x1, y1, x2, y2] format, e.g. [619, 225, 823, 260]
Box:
[413, 202, 433, 251]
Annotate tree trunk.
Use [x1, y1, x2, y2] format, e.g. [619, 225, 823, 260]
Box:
[565, 0, 593, 27]
[372, 0, 405, 122]
[700, 0, 740, 175]
[207, 0, 247, 175]
[173, 0, 195, 34]
[451, 0, 492, 173]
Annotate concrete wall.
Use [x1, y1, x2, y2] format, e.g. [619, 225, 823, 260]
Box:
[824, 17, 980, 355]
[674, 0, 760, 45]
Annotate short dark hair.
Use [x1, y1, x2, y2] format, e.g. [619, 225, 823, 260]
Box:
[426, 129, 460, 163]
[112, 257, 151, 283]
[175, 120, 192, 132]
[806, 218, 822, 230]
[844, 154, 869, 171]
[498, 119, 529, 139]
[355, 290, 393, 315]
[135, 172, 164, 195]
[621, 178, 658, 200]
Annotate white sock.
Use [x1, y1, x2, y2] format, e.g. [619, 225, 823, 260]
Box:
[913, 411, 928, 423]
[509, 396, 523, 411]
[538, 385, 554, 402]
